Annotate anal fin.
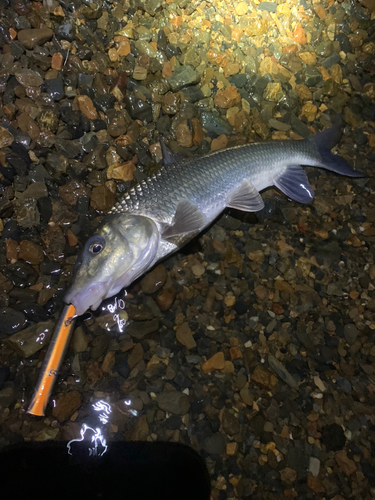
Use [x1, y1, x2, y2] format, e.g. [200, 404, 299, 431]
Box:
[162, 198, 206, 239]
[227, 179, 265, 212]
[275, 165, 314, 204]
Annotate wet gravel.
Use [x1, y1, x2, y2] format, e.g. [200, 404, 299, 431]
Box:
[1, 0, 375, 498]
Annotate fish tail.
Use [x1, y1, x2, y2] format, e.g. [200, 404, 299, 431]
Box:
[309, 122, 365, 178]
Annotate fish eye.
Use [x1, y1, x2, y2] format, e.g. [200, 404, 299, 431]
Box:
[87, 236, 105, 255]
[90, 243, 103, 254]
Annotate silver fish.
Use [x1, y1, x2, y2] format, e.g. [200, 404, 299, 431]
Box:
[65, 124, 364, 315]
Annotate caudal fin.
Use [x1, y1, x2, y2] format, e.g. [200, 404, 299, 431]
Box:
[310, 123, 365, 178]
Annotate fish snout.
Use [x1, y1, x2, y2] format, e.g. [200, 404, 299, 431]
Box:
[64, 282, 108, 316]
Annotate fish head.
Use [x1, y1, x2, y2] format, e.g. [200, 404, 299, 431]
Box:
[65, 214, 160, 316]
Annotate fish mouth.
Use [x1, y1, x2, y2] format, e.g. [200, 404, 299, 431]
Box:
[64, 282, 109, 317]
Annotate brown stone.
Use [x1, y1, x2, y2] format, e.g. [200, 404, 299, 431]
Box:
[202, 352, 225, 373]
[51, 52, 63, 70]
[77, 95, 98, 120]
[280, 467, 297, 484]
[90, 186, 115, 213]
[16, 112, 40, 140]
[18, 28, 53, 49]
[102, 351, 116, 374]
[19, 240, 44, 265]
[107, 161, 136, 181]
[176, 123, 193, 148]
[156, 287, 177, 311]
[52, 391, 82, 422]
[85, 361, 102, 384]
[254, 285, 268, 300]
[307, 476, 325, 493]
[176, 322, 196, 349]
[293, 23, 306, 45]
[127, 414, 149, 441]
[335, 450, 356, 476]
[251, 365, 278, 389]
[128, 343, 144, 370]
[214, 86, 241, 109]
[221, 360, 234, 373]
[191, 118, 203, 146]
[59, 180, 90, 206]
[211, 134, 228, 151]
[140, 264, 167, 294]
[66, 229, 78, 247]
[5, 240, 18, 263]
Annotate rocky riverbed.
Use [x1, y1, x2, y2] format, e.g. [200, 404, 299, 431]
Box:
[0, 0, 375, 498]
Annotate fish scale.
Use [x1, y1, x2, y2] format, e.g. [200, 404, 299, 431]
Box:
[109, 139, 317, 224]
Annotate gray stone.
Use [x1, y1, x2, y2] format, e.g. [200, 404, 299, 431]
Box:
[309, 457, 321, 477]
[344, 324, 358, 345]
[5, 320, 55, 358]
[168, 66, 199, 91]
[157, 390, 190, 415]
[203, 433, 225, 455]
[304, 67, 323, 87]
[268, 355, 299, 388]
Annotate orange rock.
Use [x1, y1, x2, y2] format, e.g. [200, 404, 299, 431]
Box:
[170, 16, 183, 27]
[349, 290, 359, 300]
[293, 23, 307, 45]
[191, 118, 203, 146]
[202, 352, 225, 373]
[117, 39, 131, 56]
[232, 27, 243, 43]
[280, 467, 297, 484]
[51, 52, 63, 70]
[214, 86, 241, 109]
[77, 95, 98, 120]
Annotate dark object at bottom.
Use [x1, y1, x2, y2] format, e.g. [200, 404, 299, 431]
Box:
[0, 441, 210, 500]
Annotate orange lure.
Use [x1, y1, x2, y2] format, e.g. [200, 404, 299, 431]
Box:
[27, 304, 76, 416]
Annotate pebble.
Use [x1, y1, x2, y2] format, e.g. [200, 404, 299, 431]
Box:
[52, 391, 82, 422]
[202, 352, 225, 373]
[343, 324, 359, 345]
[176, 322, 196, 350]
[72, 327, 88, 353]
[5, 320, 55, 357]
[18, 28, 53, 49]
[0, 307, 27, 335]
[18, 240, 44, 265]
[168, 66, 199, 91]
[157, 390, 190, 415]
[140, 265, 167, 294]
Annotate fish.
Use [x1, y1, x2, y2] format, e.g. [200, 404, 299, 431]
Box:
[65, 123, 364, 316]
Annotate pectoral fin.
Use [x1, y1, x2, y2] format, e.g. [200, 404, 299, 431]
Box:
[227, 179, 265, 212]
[162, 199, 206, 238]
[275, 165, 314, 204]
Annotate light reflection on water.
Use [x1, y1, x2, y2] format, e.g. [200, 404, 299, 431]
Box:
[101, 293, 128, 333]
